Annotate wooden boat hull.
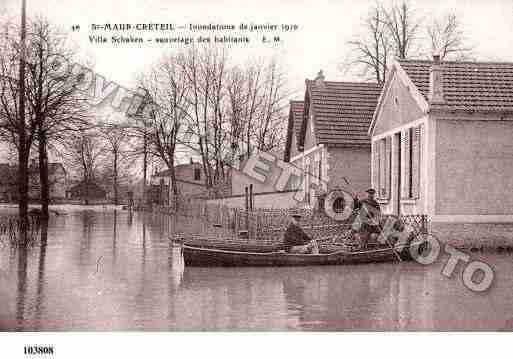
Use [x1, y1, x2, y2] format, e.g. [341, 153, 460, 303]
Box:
[172, 236, 345, 254]
[182, 242, 424, 267]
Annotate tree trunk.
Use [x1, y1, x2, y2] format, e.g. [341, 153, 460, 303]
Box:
[38, 129, 49, 219]
[84, 175, 90, 206]
[17, 144, 29, 220]
[113, 152, 118, 206]
[143, 130, 148, 206]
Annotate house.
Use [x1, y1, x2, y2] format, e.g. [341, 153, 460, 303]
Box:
[0, 164, 17, 202]
[284, 71, 382, 207]
[369, 56, 513, 247]
[28, 161, 67, 200]
[151, 161, 207, 204]
[0, 161, 67, 202]
[67, 181, 107, 201]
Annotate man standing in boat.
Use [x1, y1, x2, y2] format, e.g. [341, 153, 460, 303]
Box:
[353, 188, 382, 244]
[282, 212, 319, 254]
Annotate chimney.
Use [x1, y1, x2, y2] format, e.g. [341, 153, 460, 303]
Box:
[315, 70, 325, 88]
[429, 54, 445, 104]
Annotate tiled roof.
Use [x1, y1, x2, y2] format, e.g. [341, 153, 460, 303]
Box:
[283, 100, 304, 162]
[304, 80, 381, 147]
[290, 100, 304, 140]
[154, 163, 198, 177]
[399, 60, 513, 113]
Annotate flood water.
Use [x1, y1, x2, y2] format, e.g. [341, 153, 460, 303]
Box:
[0, 206, 512, 331]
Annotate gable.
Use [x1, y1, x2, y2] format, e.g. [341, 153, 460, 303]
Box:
[372, 66, 426, 136]
[303, 110, 317, 151]
[289, 132, 299, 159]
[283, 100, 304, 162]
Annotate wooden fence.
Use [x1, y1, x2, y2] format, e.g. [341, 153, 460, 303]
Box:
[172, 198, 429, 241]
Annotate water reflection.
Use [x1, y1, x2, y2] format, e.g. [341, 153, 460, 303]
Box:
[1, 207, 513, 331]
[112, 210, 117, 265]
[15, 243, 28, 330]
[34, 220, 49, 329]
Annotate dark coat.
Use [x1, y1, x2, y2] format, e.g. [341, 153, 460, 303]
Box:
[283, 222, 312, 250]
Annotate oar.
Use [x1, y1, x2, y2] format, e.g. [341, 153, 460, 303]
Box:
[375, 219, 402, 262]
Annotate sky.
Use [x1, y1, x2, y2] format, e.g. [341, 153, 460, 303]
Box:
[1, 0, 513, 165]
[3, 0, 513, 96]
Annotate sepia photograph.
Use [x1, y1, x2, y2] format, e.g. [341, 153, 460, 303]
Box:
[0, 0, 512, 357]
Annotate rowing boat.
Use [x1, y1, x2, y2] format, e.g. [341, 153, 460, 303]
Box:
[181, 241, 425, 267]
[171, 235, 349, 254]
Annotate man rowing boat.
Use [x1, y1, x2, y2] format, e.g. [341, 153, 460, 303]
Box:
[282, 212, 319, 254]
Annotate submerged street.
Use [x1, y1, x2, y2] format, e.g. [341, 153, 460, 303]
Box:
[0, 206, 512, 331]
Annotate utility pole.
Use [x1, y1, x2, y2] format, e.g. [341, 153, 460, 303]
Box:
[17, 0, 28, 220]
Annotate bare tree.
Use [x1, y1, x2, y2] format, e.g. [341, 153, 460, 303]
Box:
[226, 58, 289, 158]
[426, 13, 474, 61]
[382, 1, 422, 60]
[344, 1, 473, 84]
[177, 46, 228, 188]
[64, 131, 106, 204]
[24, 17, 91, 217]
[252, 59, 289, 154]
[132, 46, 289, 197]
[0, 16, 91, 218]
[136, 53, 190, 199]
[98, 121, 130, 205]
[123, 121, 152, 204]
[345, 5, 392, 85]
[0, 16, 36, 219]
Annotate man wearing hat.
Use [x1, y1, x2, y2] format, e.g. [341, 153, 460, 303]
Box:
[353, 188, 382, 242]
[362, 188, 380, 215]
[282, 211, 319, 254]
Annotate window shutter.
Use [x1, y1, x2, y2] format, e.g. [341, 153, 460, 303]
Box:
[412, 125, 421, 198]
[385, 136, 391, 199]
[379, 140, 386, 198]
[402, 129, 411, 198]
[372, 142, 379, 192]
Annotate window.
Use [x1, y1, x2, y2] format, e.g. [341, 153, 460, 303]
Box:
[194, 168, 201, 181]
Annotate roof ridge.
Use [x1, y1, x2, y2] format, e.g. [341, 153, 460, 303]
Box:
[305, 79, 380, 86]
[400, 59, 513, 66]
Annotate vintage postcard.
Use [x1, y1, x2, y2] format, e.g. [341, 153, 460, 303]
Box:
[0, 0, 512, 357]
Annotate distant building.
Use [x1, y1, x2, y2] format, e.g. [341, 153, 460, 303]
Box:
[151, 161, 207, 204]
[67, 181, 107, 201]
[0, 161, 67, 202]
[28, 161, 67, 200]
[369, 57, 513, 246]
[0, 164, 17, 202]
